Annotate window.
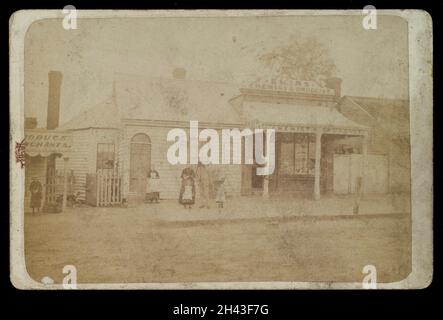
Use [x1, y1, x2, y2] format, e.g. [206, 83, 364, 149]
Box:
[279, 133, 316, 176]
[96, 143, 115, 171]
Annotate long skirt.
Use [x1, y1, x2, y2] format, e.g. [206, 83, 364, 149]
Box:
[215, 182, 225, 203]
[30, 192, 42, 208]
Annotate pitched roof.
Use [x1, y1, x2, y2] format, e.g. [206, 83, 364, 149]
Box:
[60, 99, 121, 130]
[241, 101, 366, 130]
[59, 73, 243, 130]
[113, 73, 242, 125]
[341, 96, 409, 136]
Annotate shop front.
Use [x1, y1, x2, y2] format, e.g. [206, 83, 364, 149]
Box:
[234, 84, 369, 199]
[242, 127, 368, 200]
[24, 129, 73, 212]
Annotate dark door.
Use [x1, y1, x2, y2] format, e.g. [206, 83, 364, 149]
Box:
[251, 164, 264, 189]
[129, 133, 151, 198]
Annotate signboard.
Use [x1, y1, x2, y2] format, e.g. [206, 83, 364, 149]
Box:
[248, 78, 336, 96]
[24, 130, 72, 157]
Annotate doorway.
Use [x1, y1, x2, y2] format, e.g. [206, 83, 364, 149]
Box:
[129, 133, 151, 197]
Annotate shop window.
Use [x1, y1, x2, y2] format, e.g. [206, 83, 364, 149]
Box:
[279, 133, 315, 176]
[96, 143, 115, 171]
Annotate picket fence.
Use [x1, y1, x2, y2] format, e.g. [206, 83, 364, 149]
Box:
[96, 170, 122, 206]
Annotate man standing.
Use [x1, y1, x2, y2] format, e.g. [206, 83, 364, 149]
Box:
[195, 162, 211, 209]
[29, 177, 43, 215]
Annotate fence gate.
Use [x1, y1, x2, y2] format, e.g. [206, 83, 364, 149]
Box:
[333, 154, 388, 194]
[96, 169, 122, 206]
[45, 167, 75, 204]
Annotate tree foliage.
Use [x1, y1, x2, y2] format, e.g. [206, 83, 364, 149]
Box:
[258, 37, 336, 81]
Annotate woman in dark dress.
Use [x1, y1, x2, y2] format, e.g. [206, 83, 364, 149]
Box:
[29, 177, 42, 215]
[179, 167, 195, 209]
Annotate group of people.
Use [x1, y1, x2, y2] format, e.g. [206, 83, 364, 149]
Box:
[178, 162, 226, 211]
[145, 163, 226, 211]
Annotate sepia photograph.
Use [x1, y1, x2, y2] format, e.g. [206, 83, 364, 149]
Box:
[9, 10, 433, 289]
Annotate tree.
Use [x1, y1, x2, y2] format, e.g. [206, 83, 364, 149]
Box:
[258, 37, 336, 81]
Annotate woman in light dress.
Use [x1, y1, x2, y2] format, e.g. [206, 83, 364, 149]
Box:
[146, 169, 161, 203]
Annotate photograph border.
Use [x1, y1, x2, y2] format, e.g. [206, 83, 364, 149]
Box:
[9, 9, 433, 290]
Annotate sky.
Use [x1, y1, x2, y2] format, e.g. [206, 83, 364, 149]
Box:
[24, 14, 409, 127]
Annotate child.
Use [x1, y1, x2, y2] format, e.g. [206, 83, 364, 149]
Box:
[214, 169, 226, 213]
[29, 177, 42, 215]
[146, 169, 161, 203]
[179, 167, 195, 209]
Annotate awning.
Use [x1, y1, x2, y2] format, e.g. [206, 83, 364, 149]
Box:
[242, 102, 368, 135]
[24, 129, 72, 157]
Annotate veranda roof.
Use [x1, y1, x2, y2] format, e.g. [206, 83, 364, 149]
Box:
[241, 101, 367, 133]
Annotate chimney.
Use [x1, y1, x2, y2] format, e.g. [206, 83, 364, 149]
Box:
[325, 77, 342, 98]
[46, 71, 63, 130]
[172, 68, 186, 80]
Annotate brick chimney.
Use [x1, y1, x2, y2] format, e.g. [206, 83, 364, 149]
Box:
[172, 67, 186, 80]
[46, 71, 63, 130]
[325, 77, 342, 99]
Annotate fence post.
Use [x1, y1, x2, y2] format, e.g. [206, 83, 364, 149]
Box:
[62, 157, 69, 211]
[106, 170, 110, 205]
[97, 172, 101, 207]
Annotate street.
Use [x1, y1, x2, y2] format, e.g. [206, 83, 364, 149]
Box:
[24, 197, 411, 285]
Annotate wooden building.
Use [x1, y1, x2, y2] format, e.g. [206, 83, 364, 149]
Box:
[59, 71, 244, 204]
[231, 77, 369, 198]
[57, 71, 405, 206]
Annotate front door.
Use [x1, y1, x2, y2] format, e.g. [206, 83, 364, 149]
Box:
[251, 164, 264, 190]
[129, 133, 151, 198]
